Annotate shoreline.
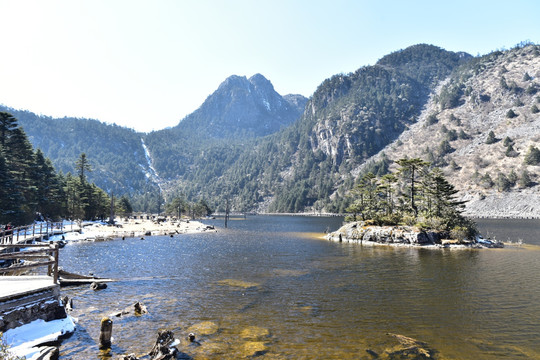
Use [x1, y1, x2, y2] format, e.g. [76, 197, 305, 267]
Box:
[54, 218, 214, 242]
[233, 212, 540, 220]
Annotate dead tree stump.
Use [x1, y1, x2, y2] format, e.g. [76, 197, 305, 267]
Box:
[148, 330, 178, 360]
[99, 317, 113, 349]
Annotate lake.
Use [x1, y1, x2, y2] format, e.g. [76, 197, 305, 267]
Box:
[58, 216, 540, 359]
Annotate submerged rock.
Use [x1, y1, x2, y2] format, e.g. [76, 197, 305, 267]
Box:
[216, 279, 260, 289]
[240, 341, 268, 358]
[187, 320, 219, 336]
[240, 326, 270, 340]
[367, 333, 439, 359]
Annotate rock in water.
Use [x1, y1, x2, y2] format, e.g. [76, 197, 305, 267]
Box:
[380, 333, 438, 359]
[91, 282, 108, 290]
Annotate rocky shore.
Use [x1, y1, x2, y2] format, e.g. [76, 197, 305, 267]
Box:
[326, 221, 503, 248]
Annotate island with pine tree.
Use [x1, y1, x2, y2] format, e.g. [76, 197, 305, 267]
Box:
[327, 158, 503, 248]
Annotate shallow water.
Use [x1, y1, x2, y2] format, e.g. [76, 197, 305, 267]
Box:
[58, 216, 540, 359]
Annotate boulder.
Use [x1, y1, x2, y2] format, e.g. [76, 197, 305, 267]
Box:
[91, 282, 108, 290]
[111, 302, 148, 318]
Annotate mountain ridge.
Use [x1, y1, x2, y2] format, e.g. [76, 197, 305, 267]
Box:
[2, 43, 539, 217]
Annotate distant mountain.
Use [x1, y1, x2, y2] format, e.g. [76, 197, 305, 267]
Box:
[144, 73, 307, 180]
[1, 73, 307, 211]
[165, 73, 306, 139]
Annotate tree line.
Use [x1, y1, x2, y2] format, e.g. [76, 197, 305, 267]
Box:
[346, 157, 477, 239]
[0, 112, 132, 225]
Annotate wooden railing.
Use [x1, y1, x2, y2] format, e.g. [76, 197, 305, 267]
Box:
[0, 243, 60, 284]
[0, 222, 64, 246]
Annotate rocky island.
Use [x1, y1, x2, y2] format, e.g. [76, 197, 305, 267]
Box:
[326, 221, 503, 248]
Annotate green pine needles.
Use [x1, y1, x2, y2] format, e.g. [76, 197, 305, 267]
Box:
[346, 157, 477, 240]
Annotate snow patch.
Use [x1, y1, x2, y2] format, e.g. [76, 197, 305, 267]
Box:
[3, 316, 77, 359]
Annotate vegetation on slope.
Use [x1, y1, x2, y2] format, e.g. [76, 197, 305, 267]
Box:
[199, 44, 472, 213]
[370, 42, 540, 217]
[0, 106, 157, 202]
[0, 112, 131, 225]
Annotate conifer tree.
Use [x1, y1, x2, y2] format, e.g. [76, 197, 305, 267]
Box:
[396, 158, 430, 217]
[76, 153, 92, 182]
[0, 149, 25, 224]
[0, 111, 17, 147]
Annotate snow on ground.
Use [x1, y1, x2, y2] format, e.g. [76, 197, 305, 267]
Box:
[3, 316, 76, 359]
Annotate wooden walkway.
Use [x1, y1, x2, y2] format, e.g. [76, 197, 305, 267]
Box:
[0, 222, 66, 247]
[0, 241, 61, 318]
[0, 275, 58, 312]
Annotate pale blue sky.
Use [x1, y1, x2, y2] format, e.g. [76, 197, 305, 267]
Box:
[0, 0, 539, 132]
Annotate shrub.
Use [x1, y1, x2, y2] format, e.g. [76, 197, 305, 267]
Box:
[526, 84, 538, 95]
[524, 145, 540, 165]
[450, 226, 470, 240]
[426, 113, 438, 125]
[531, 104, 539, 114]
[485, 131, 497, 144]
[0, 334, 25, 360]
[505, 144, 519, 157]
[458, 129, 470, 139]
[518, 169, 533, 188]
[506, 109, 518, 118]
[446, 129, 458, 141]
[480, 173, 494, 188]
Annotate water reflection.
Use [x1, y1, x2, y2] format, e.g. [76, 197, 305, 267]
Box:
[58, 216, 540, 359]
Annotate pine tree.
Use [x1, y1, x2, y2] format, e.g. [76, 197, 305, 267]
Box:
[0, 149, 25, 224]
[76, 153, 92, 182]
[396, 158, 430, 217]
[0, 111, 18, 147]
[34, 149, 64, 219]
[428, 168, 466, 218]
[4, 127, 37, 222]
[518, 169, 533, 188]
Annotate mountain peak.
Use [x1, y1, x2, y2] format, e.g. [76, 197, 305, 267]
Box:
[170, 73, 306, 139]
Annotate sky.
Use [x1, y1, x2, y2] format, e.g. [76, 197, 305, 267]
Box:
[1, 0, 539, 133]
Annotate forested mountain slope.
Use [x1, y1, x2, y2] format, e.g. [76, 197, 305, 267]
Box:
[203, 44, 472, 213]
[362, 43, 540, 217]
[0, 106, 158, 203]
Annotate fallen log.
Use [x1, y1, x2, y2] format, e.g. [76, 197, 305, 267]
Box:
[58, 269, 114, 286]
